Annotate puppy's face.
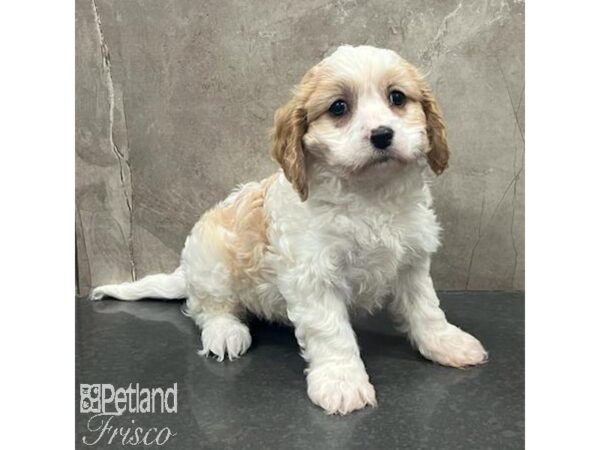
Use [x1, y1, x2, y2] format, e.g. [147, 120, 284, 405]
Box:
[272, 45, 449, 201]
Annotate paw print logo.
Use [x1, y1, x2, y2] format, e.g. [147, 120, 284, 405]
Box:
[80, 384, 101, 413]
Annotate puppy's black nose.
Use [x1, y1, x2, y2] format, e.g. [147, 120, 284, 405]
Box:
[370, 126, 394, 149]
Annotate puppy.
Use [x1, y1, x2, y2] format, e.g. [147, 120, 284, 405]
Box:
[91, 45, 487, 415]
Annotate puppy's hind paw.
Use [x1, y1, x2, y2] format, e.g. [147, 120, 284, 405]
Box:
[198, 316, 252, 362]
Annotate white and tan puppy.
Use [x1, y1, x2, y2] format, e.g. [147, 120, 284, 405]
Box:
[91, 45, 487, 415]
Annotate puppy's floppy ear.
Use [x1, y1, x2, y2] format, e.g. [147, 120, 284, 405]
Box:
[420, 83, 449, 175]
[271, 96, 309, 201]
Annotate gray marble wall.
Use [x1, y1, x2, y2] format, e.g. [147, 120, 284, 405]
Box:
[76, 0, 524, 294]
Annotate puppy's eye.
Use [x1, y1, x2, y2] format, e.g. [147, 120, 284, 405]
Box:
[329, 100, 348, 117]
[389, 90, 406, 107]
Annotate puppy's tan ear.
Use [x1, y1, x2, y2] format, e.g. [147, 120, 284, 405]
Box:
[271, 99, 309, 201]
[420, 84, 449, 175]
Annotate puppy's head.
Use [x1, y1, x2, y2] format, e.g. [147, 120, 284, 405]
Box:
[271, 45, 449, 201]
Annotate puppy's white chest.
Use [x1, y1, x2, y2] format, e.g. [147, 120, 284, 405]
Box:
[346, 245, 397, 306]
[330, 207, 439, 307]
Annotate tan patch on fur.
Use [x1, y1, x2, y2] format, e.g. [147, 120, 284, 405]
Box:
[304, 76, 356, 121]
[419, 82, 449, 174]
[200, 175, 277, 284]
[379, 64, 422, 102]
[271, 68, 322, 201]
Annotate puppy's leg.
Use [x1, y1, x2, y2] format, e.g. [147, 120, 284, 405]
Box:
[284, 286, 376, 415]
[389, 259, 488, 368]
[186, 295, 251, 362]
[181, 197, 258, 362]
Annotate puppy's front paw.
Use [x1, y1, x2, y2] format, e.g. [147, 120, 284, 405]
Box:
[416, 324, 488, 368]
[306, 362, 377, 415]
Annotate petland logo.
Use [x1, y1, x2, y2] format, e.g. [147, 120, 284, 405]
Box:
[79, 383, 178, 446]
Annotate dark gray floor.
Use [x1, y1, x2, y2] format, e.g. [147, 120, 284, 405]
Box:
[76, 292, 524, 450]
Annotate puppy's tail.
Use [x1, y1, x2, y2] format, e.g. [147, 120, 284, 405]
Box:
[89, 266, 186, 301]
